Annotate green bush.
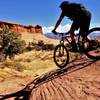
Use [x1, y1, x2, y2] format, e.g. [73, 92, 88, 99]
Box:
[26, 42, 35, 51]
[38, 40, 44, 46]
[26, 40, 55, 51]
[33, 45, 42, 51]
[0, 29, 26, 60]
[42, 44, 54, 51]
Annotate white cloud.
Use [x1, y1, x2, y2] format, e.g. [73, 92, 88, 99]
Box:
[42, 26, 54, 33]
[42, 24, 70, 33]
[43, 23, 100, 34]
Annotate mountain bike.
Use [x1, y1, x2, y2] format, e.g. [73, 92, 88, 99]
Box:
[53, 27, 100, 68]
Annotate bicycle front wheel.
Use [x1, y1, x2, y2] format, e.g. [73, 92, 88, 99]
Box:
[53, 45, 69, 68]
[85, 27, 100, 59]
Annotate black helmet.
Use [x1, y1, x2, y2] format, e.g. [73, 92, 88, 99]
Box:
[60, 1, 69, 9]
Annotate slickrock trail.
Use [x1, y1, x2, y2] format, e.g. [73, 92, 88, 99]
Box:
[29, 59, 100, 100]
[0, 58, 100, 100]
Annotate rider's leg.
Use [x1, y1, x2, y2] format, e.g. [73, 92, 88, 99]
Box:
[80, 15, 91, 42]
[69, 28, 78, 51]
[70, 21, 79, 42]
[69, 21, 80, 51]
[69, 28, 76, 41]
[80, 30, 89, 42]
[79, 29, 91, 51]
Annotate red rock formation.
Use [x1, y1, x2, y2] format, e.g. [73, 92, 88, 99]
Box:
[0, 21, 43, 34]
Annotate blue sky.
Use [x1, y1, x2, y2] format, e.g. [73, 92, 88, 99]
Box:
[0, 0, 100, 28]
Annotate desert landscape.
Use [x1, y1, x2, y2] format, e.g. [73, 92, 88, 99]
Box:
[0, 21, 100, 100]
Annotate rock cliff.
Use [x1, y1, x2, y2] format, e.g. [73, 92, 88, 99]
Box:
[0, 21, 43, 33]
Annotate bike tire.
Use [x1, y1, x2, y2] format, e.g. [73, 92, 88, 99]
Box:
[53, 44, 69, 68]
[85, 27, 100, 60]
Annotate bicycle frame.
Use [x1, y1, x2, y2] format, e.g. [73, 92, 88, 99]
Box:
[53, 27, 100, 68]
[59, 33, 81, 51]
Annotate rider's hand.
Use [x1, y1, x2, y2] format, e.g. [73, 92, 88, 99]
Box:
[52, 29, 57, 35]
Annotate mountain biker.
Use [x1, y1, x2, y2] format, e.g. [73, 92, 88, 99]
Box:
[52, 1, 91, 51]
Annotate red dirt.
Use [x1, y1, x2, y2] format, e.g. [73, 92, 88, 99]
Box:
[29, 58, 100, 100]
[0, 57, 100, 100]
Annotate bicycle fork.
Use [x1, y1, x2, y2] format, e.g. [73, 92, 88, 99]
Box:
[59, 40, 64, 56]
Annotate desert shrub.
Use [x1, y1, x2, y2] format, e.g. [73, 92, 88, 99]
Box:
[38, 40, 44, 46]
[26, 43, 40, 51]
[26, 42, 35, 51]
[26, 46, 33, 51]
[33, 45, 42, 51]
[0, 29, 26, 60]
[26, 42, 33, 51]
[26, 40, 55, 51]
[42, 44, 55, 51]
[26, 41, 42, 51]
[2, 61, 26, 72]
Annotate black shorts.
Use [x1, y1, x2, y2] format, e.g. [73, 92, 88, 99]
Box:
[71, 15, 91, 36]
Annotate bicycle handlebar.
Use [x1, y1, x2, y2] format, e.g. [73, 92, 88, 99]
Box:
[52, 31, 69, 35]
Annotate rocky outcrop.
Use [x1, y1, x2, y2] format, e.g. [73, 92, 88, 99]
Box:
[0, 58, 100, 100]
[29, 59, 100, 100]
[0, 21, 43, 33]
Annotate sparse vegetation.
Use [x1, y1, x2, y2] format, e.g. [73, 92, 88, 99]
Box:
[0, 32, 57, 94]
[0, 29, 26, 60]
[26, 40, 55, 51]
[1, 60, 26, 72]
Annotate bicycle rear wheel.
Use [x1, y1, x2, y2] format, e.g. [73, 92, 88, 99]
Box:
[85, 27, 100, 59]
[54, 45, 69, 68]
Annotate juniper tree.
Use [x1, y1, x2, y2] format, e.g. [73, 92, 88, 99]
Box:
[0, 29, 26, 60]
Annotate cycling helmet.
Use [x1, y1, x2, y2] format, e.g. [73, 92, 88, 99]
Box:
[59, 1, 69, 9]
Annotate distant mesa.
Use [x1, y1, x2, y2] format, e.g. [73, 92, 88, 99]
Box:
[0, 21, 43, 34]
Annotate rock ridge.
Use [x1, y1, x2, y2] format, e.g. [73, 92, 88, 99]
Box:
[0, 21, 42, 33]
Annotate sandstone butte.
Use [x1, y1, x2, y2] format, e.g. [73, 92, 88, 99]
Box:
[0, 21, 43, 34]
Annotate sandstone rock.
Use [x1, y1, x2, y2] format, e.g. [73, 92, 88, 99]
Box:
[0, 21, 43, 34]
[29, 59, 100, 100]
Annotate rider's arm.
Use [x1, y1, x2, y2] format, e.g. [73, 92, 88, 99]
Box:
[52, 12, 64, 32]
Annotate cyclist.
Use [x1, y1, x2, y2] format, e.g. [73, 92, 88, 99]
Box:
[52, 1, 91, 51]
